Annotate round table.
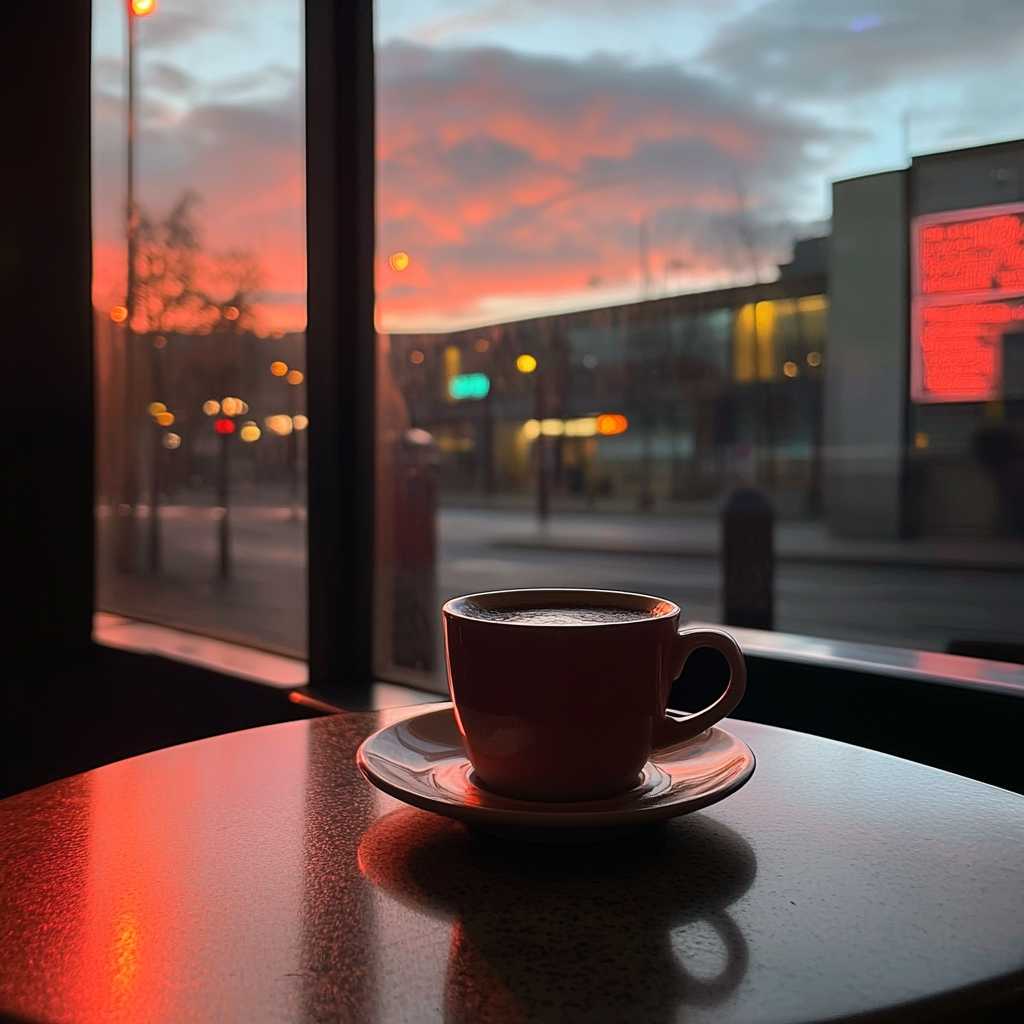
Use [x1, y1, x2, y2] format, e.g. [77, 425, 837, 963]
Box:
[1, 707, 1022, 1024]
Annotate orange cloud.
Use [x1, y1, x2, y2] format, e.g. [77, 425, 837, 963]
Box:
[376, 44, 828, 330]
[94, 43, 830, 335]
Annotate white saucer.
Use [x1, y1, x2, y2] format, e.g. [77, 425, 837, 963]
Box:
[357, 705, 755, 841]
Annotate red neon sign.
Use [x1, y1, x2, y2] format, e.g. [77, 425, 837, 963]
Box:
[911, 202, 1024, 403]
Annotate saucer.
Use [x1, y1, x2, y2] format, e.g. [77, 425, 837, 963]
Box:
[356, 705, 755, 841]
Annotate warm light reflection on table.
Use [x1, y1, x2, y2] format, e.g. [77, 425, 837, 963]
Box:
[1, 707, 1023, 1024]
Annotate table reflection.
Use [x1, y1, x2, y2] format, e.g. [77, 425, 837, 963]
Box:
[359, 807, 755, 1024]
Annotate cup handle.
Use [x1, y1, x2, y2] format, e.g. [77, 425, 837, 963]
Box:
[652, 628, 746, 751]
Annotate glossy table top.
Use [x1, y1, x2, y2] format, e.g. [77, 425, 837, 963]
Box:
[2, 706, 1023, 1024]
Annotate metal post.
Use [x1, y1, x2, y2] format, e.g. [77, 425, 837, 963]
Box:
[116, 10, 140, 573]
[217, 430, 231, 580]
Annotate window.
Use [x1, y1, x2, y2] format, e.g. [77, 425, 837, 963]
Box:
[92, 0, 308, 657]
[87, 2, 1022, 689]
[374, 2, 1024, 690]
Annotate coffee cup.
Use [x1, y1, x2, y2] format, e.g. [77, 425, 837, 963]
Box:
[442, 588, 746, 802]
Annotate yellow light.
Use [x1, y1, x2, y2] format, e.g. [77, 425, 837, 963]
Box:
[474, 338, 490, 353]
[286, 370, 303, 385]
[163, 432, 181, 449]
[203, 400, 220, 416]
[522, 419, 541, 440]
[389, 251, 410, 272]
[409, 350, 425, 365]
[783, 361, 798, 378]
[223, 305, 240, 321]
[270, 361, 288, 376]
[516, 354, 537, 374]
[131, 0, 157, 15]
[240, 421, 261, 442]
[264, 414, 293, 436]
[292, 414, 308, 430]
[915, 432, 929, 450]
[110, 305, 128, 323]
[540, 418, 564, 437]
[221, 397, 245, 416]
[148, 402, 167, 417]
[155, 411, 175, 427]
[564, 416, 598, 437]
[797, 294, 827, 314]
[806, 351, 821, 367]
[596, 414, 628, 436]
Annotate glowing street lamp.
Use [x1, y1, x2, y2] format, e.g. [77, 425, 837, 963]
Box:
[115, 0, 158, 574]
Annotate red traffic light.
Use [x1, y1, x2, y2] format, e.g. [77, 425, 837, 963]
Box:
[214, 418, 236, 435]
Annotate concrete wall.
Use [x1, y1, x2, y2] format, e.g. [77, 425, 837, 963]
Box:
[824, 170, 908, 538]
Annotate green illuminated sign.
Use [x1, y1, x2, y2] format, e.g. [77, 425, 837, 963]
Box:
[448, 373, 491, 400]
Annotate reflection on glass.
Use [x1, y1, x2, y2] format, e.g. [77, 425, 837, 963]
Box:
[376, 1, 1024, 688]
[93, 0, 307, 655]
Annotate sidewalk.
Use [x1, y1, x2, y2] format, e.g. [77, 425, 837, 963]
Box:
[460, 510, 1024, 572]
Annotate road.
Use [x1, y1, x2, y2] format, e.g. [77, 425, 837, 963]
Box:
[98, 505, 1024, 671]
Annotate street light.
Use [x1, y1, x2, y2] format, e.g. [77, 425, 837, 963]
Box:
[115, 0, 158, 573]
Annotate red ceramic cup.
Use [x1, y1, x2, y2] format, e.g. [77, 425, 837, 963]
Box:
[443, 589, 747, 802]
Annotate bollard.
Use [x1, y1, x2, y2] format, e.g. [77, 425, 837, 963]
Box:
[721, 488, 774, 630]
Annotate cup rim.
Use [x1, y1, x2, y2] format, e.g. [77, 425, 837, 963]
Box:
[442, 588, 680, 626]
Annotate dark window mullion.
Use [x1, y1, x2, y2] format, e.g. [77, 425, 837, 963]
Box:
[304, 0, 376, 707]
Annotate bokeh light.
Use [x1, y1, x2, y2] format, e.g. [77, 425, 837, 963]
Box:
[155, 411, 175, 427]
[783, 361, 799, 378]
[214, 418, 236, 435]
[162, 432, 181, 449]
[522, 419, 541, 440]
[203, 400, 220, 416]
[221, 397, 247, 416]
[110, 305, 128, 323]
[240, 421, 261, 442]
[564, 416, 598, 437]
[448, 373, 491, 401]
[409, 350, 425, 365]
[389, 251, 410, 272]
[153, 335, 167, 349]
[516, 354, 537, 374]
[474, 338, 490, 353]
[292, 414, 308, 431]
[807, 351, 822, 367]
[264, 414, 293, 436]
[223, 305, 240, 321]
[286, 370, 303, 385]
[130, 0, 157, 15]
[596, 413, 628, 436]
[270, 361, 288, 376]
[148, 402, 167, 417]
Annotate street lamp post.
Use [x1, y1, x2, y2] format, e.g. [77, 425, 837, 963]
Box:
[116, 0, 157, 574]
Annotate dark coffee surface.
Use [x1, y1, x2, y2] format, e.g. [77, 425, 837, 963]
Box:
[463, 604, 659, 625]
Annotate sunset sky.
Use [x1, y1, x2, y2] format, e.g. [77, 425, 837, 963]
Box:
[91, 0, 1024, 333]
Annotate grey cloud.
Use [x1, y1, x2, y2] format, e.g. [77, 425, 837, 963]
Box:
[701, 0, 1024, 97]
[376, 42, 847, 312]
[136, 10, 214, 50]
[145, 62, 197, 97]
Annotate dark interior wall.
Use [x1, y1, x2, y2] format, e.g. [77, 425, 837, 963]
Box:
[1, 0, 95, 671]
[0, 645, 320, 800]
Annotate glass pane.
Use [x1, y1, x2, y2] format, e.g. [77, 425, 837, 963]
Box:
[93, 0, 307, 655]
[375, 1, 1024, 687]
